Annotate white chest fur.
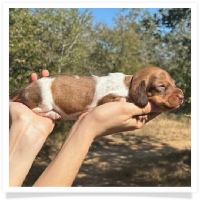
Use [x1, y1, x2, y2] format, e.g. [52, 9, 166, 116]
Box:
[88, 73, 129, 109]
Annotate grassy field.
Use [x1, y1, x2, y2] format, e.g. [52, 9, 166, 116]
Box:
[23, 113, 191, 187]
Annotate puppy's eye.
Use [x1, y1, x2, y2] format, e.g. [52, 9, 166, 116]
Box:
[155, 85, 166, 93]
[157, 84, 166, 88]
[148, 84, 166, 93]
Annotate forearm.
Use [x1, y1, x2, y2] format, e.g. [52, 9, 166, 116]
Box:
[33, 119, 94, 187]
[32, 102, 160, 187]
[9, 120, 47, 186]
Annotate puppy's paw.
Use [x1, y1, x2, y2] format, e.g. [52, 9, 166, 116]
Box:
[41, 111, 61, 120]
[32, 107, 61, 120]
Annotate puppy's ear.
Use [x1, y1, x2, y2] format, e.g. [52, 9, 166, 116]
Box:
[129, 78, 148, 108]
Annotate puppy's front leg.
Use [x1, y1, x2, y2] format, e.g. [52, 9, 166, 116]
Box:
[97, 94, 126, 106]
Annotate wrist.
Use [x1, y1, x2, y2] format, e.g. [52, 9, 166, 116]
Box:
[79, 114, 103, 141]
[10, 121, 45, 153]
[10, 115, 49, 150]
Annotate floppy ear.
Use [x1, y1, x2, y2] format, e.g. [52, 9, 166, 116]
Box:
[128, 78, 148, 108]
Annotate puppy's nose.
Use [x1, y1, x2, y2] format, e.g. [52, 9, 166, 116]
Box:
[177, 94, 184, 103]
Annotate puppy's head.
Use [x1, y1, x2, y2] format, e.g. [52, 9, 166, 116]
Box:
[129, 67, 184, 110]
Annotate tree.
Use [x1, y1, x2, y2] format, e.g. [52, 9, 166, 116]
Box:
[34, 8, 95, 74]
[9, 8, 43, 91]
[154, 8, 191, 113]
[89, 9, 157, 76]
[9, 8, 95, 92]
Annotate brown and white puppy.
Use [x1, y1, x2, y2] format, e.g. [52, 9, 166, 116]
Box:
[9, 67, 184, 120]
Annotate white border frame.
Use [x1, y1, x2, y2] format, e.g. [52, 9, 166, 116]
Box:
[1, 0, 198, 196]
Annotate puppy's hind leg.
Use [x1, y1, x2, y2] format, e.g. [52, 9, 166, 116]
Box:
[32, 105, 61, 120]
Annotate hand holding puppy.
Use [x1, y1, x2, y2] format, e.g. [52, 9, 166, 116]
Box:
[9, 70, 162, 187]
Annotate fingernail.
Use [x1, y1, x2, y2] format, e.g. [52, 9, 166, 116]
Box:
[41, 70, 49, 77]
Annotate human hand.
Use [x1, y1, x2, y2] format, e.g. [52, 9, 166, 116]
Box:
[9, 101, 54, 186]
[9, 70, 54, 138]
[9, 102, 55, 139]
[77, 99, 162, 140]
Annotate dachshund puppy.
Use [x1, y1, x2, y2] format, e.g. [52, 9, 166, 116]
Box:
[10, 67, 184, 120]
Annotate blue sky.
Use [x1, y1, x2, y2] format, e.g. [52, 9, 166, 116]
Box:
[79, 8, 159, 27]
[86, 8, 122, 26]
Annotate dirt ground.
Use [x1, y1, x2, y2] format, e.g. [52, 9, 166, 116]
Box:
[23, 114, 191, 187]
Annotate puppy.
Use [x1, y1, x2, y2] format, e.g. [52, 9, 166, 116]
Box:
[9, 67, 184, 120]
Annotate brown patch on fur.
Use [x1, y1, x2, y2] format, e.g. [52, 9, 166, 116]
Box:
[16, 82, 42, 109]
[51, 75, 95, 114]
[9, 86, 26, 102]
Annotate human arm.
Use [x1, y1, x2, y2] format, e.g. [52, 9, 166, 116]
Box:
[33, 101, 161, 186]
[9, 70, 54, 187]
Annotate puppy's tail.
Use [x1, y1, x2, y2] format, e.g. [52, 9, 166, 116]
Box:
[9, 87, 25, 102]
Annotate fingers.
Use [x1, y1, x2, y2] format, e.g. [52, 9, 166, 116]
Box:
[29, 70, 49, 83]
[126, 102, 164, 118]
[41, 69, 49, 77]
[29, 73, 38, 83]
[125, 102, 152, 117]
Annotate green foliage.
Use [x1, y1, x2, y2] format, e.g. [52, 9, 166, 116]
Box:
[9, 8, 95, 91]
[9, 8, 43, 91]
[32, 8, 95, 74]
[9, 8, 191, 115]
[154, 8, 191, 113]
